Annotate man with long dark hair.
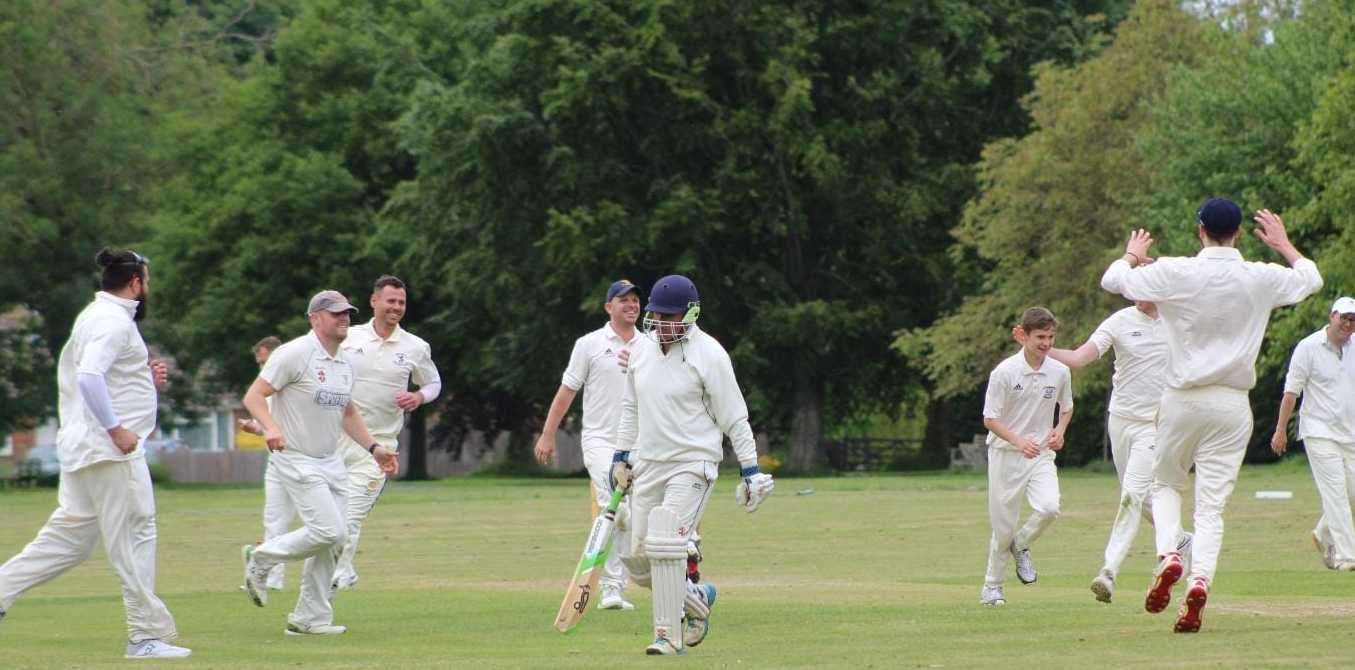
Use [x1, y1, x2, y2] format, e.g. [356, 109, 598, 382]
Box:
[0, 248, 190, 659]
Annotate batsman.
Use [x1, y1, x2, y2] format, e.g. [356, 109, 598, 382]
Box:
[610, 274, 775, 656]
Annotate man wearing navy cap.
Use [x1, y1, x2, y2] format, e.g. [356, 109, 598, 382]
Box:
[1101, 199, 1323, 632]
[535, 279, 644, 611]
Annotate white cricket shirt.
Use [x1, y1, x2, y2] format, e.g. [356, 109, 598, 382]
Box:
[1283, 328, 1355, 444]
[615, 325, 758, 468]
[260, 331, 354, 459]
[55, 292, 158, 472]
[340, 321, 439, 447]
[560, 322, 639, 454]
[1101, 248, 1322, 391]
[982, 351, 1074, 451]
[1087, 306, 1167, 422]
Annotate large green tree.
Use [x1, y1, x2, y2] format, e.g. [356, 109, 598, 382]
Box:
[901, 0, 1214, 463]
[390, 0, 1126, 471]
[1, 0, 228, 435]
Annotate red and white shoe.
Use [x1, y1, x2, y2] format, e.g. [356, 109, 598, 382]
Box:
[1145, 552, 1183, 614]
[1173, 578, 1208, 633]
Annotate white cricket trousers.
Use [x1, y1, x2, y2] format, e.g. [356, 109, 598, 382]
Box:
[584, 447, 629, 589]
[620, 460, 717, 586]
[333, 439, 387, 585]
[0, 458, 177, 642]
[262, 461, 297, 589]
[251, 452, 348, 627]
[984, 448, 1060, 588]
[1151, 386, 1251, 585]
[1304, 437, 1355, 564]
[1101, 415, 1157, 576]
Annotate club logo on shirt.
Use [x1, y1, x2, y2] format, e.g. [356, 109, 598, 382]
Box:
[394, 352, 412, 368]
[1042, 386, 1055, 399]
[1130, 330, 1144, 337]
[316, 369, 326, 383]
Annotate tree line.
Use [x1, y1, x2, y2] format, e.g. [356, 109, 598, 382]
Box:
[7, 0, 1346, 475]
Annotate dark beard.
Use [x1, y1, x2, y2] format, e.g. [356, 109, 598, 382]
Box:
[134, 293, 148, 322]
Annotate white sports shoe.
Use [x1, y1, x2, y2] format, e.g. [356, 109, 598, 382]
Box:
[682, 583, 716, 647]
[598, 583, 635, 610]
[125, 639, 192, 659]
[1090, 569, 1115, 603]
[980, 585, 1006, 606]
[286, 622, 348, 636]
[645, 635, 685, 656]
[241, 544, 268, 607]
[1011, 544, 1037, 584]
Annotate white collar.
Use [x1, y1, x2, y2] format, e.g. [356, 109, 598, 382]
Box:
[95, 291, 139, 318]
[357, 320, 403, 343]
[1197, 246, 1243, 260]
[308, 331, 342, 360]
[604, 321, 639, 344]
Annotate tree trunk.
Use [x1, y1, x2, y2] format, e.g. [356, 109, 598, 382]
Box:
[921, 393, 956, 470]
[786, 370, 823, 473]
[403, 410, 430, 481]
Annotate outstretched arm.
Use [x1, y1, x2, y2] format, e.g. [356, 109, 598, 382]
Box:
[1047, 341, 1101, 369]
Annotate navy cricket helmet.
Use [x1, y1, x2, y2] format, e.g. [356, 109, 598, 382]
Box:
[643, 274, 701, 344]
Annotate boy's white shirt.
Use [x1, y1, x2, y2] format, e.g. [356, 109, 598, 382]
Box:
[1283, 327, 1355, 444]
[1101, 248, 1322, 391]
[615, 325, 758, 468]
[560, 322, 638, 455]
[982, 351, 1073, 450]
[1087, 306, 1167, 423]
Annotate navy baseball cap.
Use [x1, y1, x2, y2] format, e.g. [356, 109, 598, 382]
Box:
[606, 279, 639, 302]
[1197, 197, 1242, 237]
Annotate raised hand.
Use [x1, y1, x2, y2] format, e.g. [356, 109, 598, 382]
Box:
[1124, 229, 1154, 266]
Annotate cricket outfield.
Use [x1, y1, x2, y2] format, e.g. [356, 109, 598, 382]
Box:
[1, 461, 1350, 668]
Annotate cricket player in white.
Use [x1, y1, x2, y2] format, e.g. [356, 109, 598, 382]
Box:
[534, 279, 642, 610]
[1048, 302, 1193, 603]
[239, 336, 296, 591]
[331, 276, 441, 592]
[980, 307, 1073, 607]
[610, 274, 774, 656]
[1102, 199, 1322, 633]
[0, 249, 190, 659]
[240, 290, 399, 636]
[1271, 297, 1355, 571]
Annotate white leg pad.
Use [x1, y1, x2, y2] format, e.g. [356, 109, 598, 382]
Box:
[646, 507, 688, 649]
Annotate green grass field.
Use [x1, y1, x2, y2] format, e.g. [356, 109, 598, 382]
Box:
[1, 461, 1352, 668]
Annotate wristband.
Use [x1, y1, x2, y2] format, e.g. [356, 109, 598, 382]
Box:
[740, 465, 760, 478]
[368, 443, 380, 454]
[1124, 252, 1142, 266]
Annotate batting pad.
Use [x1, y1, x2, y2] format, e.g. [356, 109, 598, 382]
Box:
[646, 507, 688, 648]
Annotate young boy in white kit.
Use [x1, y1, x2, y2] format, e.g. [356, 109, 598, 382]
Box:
[980, 307, 1074, 606]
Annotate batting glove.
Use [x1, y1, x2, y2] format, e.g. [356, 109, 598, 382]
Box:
[735, 466, 774, 513]
[609, 450, 633, 493]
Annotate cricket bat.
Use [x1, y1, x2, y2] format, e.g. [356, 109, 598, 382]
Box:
[553, 485, 626, 632]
